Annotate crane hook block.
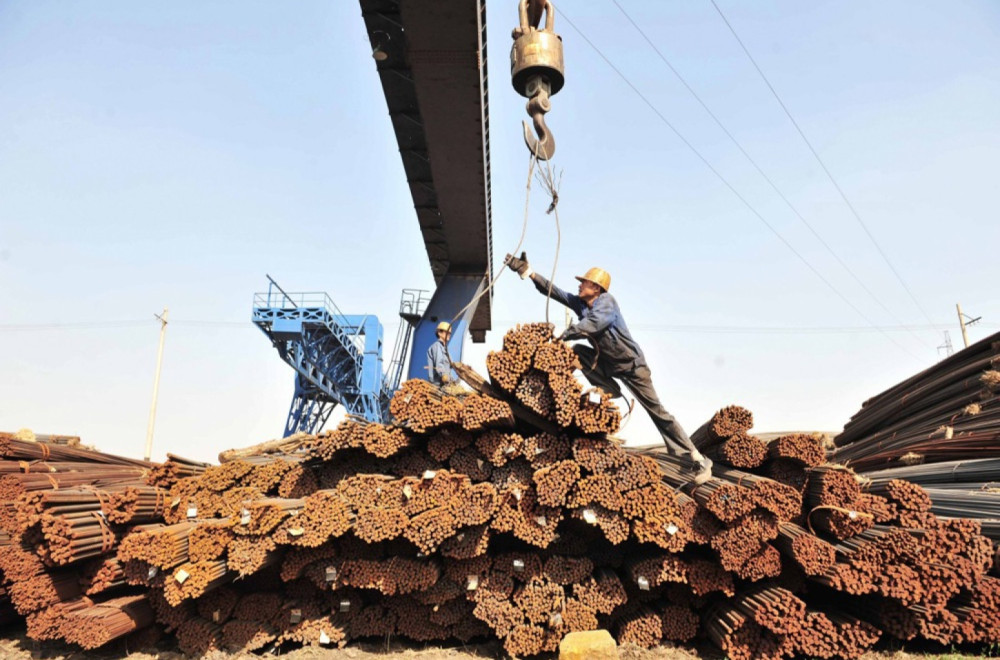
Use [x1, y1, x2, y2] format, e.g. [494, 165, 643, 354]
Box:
[511, 0, 564, 97]
[511, 0, 564, 160]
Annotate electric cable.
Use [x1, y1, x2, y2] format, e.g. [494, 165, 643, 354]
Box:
[554, 6, 922, 362]
[611, 0, 932, 350]
[708, 0, 937, 327]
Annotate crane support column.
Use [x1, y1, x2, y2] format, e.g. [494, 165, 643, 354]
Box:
[407, 274, 486, 381]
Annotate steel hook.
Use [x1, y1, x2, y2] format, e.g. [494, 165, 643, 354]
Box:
[522, 75, 555, 160]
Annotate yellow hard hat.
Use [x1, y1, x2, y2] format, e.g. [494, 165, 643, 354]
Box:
[436, 321, 452, 333]
[575, 267, 611, 292]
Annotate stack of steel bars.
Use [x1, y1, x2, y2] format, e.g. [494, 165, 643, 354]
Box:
[833, 330, 1000, 470]
[1, 323, 999, 657]
[834, 330, 1000, 562]
[0, 432, 161, 649]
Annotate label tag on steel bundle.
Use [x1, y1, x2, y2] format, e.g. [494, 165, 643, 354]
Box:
[466, 575, 480, 591]
[513, 489, 523, 502]
[535, 515, 547, 527]
[549, 612, 564, 627]
[665, 523, 679, 535]
[503, 445, 516, 455]
[582, 508, 598, 524]
[170, 498, 180, 508]
[402, 484, 413, 500]
[288, 527, 304, 537]
[588, 391, 602, 404]
[325, 566, 337, 582]
[339, 599, 351, 613]
[512, 559, 525, 573]
[186, 506, 197, 519]
[289, 609, 302, 623]
[148, 566, 159, 580]
[240, 509, 250, 525]
[422, 470, 437, 480]
[175, 569, 190, 584]
[212, 610, 221, 623]
[319, 631, 331, 645]
[637, 576, 650, 591]
[848, 510, 858, 519]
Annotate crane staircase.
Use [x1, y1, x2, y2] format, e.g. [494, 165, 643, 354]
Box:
[252, 277, 427, 436]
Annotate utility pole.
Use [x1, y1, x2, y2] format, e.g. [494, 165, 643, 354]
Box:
[144, 308, 169, 461]
[956, 303, 982, 349]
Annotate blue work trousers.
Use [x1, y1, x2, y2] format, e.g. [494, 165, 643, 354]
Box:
[572, 344, 695, 457]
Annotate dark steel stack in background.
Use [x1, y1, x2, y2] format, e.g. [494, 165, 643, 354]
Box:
[1, 326, 1000, 656]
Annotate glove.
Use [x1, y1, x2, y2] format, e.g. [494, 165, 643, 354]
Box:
[504, 252, 532, 278]
[441, 373, 451, 384]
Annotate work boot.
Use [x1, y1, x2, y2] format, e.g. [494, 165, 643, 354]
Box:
[688, 450, 713, 486]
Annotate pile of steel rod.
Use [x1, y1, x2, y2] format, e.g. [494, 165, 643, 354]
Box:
[834, 330, 1000, 469]
[2, 325, 1000, 656]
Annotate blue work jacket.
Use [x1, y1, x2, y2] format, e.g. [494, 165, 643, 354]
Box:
[532, 274, 648, 375]
[427, 339, 457, 385]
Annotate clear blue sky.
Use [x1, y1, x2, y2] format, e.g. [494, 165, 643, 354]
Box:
[2, 1, 998, 461]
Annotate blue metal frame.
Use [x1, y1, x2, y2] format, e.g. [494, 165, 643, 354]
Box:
[253, 278, 389, 435]
[406, 274, 486, 381]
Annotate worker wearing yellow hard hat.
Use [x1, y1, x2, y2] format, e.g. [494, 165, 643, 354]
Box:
[505, 252, 711, 485]
[427, 321, 458, 386]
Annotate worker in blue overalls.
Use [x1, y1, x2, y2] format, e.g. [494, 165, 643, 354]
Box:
[506, 252, 712, 485]
[427, 321, 459, 387]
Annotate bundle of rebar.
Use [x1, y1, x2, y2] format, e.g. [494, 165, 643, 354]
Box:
[834, 331, 1000, 469]
[4, 323, 1000, 656]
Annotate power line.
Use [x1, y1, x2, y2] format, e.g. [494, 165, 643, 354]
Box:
[708, 0, 937, 327]
[553, 7, 922, 361]
[0, 320, 153, 331]
[610, 0, 932, 350]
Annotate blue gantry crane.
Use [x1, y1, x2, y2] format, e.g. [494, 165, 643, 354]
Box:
[255, 0, 494, 436]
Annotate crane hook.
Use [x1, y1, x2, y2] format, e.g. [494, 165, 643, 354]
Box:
[522, 75, 555, 160]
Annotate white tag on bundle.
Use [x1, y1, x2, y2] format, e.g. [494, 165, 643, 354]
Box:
[637, 576, 650, 591]
[325, 566, 337, 582]
[175, 569, 190, 584]
[583, 509, 598, 524]
[512, 559, 525, 572]
[422, 470, 437, 480]
[665, 523, 679, 535]
[402, 484, 413, 500]
[289, 609, 302, 623]
[848, 510, 858, 520]
[466, 575, 480, 591]
[186, 507, 197, 519]
[240, 509, 250, 525]
[288, 527, 304, 537]
[212, 610, 220, 623]
[319, 631, 331, 645]
[535, 515, 547, 527]
[339, 599, 351, 612]
[148, 566, 159, 580]
[588, 391, 602, 404]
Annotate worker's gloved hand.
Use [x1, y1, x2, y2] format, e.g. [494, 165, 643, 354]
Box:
[441, 373, 451, 383]
[504, 252, 532, 278]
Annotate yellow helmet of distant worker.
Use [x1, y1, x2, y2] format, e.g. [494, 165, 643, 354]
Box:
[575, 267, 611, 292]
[436, 321, 452, 333]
